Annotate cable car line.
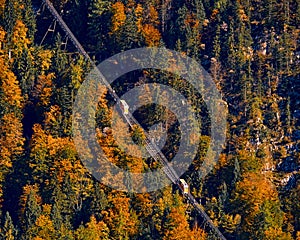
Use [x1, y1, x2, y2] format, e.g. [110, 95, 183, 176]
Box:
[40, 1, 226, 239]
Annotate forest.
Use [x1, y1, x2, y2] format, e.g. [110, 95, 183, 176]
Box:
[0, 0, 299, 239]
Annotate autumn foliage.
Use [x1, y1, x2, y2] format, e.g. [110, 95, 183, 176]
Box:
[0, 0, 299, 239]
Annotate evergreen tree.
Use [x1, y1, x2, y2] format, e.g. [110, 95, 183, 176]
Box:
[0, 211, 18, 240]
[3, 0, 19, 39]
[22, 0, 36, 41]
[87, 0, 111, 59]
[23, 189, 41, 231]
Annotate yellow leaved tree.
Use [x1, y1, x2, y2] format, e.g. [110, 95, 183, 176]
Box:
[102, 191, 139, 239]
[0, 45, 24, 203]
[75, 215, 109, 240]
[111, 2, 126, 33]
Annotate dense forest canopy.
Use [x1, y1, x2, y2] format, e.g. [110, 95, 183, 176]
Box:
[0, 0, 299, 239]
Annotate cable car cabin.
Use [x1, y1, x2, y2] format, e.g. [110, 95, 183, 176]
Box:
[178, 179, 189, 195]
[120, 100, 129, 114]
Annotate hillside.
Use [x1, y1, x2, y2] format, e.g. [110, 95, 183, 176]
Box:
[0, 0, 299, 239]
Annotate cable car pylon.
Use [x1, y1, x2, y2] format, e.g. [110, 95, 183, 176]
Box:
[40, 1, 226, 239]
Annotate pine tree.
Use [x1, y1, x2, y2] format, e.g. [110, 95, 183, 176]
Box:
[0, 211, 18, 240]
[3, 0, 19, 39]
[90, 183, 108, 220]
[23, 188, 42, 233]
[50, 201, 62, 232]
[50, 183, 74, 238]
[22, 0, 36, 41]
[87, 0, 111, 59]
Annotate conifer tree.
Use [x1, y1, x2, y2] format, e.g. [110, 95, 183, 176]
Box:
[0, 211, 18, 240]
[23, 189, 41, 232]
